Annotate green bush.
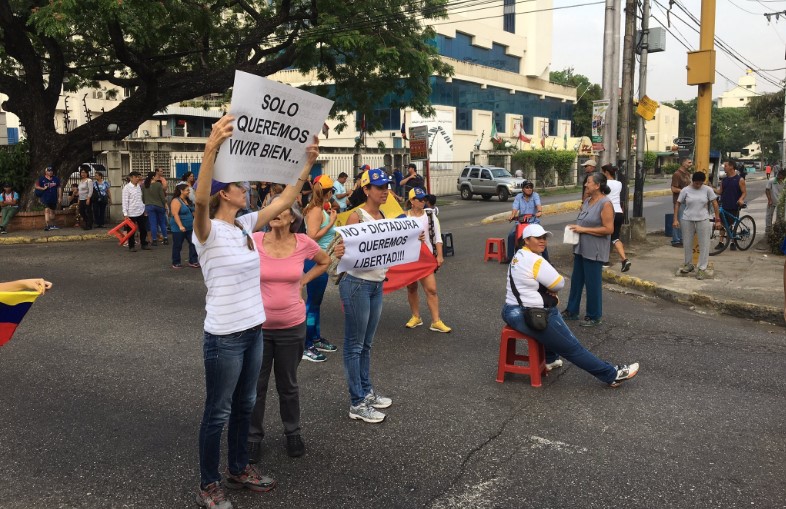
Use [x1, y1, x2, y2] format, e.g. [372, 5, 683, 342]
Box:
[644, 151, 658, 171]
[661, 162, 679, 175]
[0, 140, 32, 193]
[512, 150, 576, 188]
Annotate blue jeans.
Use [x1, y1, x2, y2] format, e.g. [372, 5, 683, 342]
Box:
[502, 305, 616, 383]
[198, 326, 263, 487]
[146, 205, 168, 241]
[339, 274, 384, 406]
[671, 204, 684, 244]
[171, 230, 197, 265]
[304, 259, 328, 349]
[565, 254, 603, 321]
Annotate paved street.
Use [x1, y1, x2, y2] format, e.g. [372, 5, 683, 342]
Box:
[1, 194, 784, 508]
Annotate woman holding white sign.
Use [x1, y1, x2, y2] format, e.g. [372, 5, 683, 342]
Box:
[404, 187, 452, 333]
[340, 169, 393, 424]
[192, 114, 320, 508]
[303, 174, 339, 362]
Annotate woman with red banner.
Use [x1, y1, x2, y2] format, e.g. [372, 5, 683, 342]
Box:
[402, 188, 451, 333]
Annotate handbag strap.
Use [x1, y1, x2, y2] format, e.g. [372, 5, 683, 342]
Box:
[425, 209, 437, 258]
[507, 265, 526, 309]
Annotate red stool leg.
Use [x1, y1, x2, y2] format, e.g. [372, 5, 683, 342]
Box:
[496, 330, 510, 382]
[527, 337, 546, 387]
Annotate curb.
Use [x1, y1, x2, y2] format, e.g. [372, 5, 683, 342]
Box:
[481, 188, 673, 224]
[0, 232, 111, 245]
[602, 269, 784, 325]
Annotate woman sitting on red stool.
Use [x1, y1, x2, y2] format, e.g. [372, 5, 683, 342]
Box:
[501, 224, 640, 387]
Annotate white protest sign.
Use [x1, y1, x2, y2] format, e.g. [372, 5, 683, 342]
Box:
[336, 217, 423, 272]
[213, 70, 334, 183]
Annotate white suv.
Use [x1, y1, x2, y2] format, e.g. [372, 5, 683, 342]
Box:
[456, 165, 525, 202]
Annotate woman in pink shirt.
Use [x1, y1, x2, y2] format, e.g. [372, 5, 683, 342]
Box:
[248, 197, 331, 461]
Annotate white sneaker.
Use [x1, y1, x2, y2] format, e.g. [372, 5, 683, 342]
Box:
[349, 403, 385, 423]
[364, 390, 392, 409]
[609, 362, 640, 387]
[545, 359, 563, 371]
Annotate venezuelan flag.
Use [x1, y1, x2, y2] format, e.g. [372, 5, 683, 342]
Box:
[0, 291, 41, 346]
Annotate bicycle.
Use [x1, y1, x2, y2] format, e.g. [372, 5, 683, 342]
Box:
[709, 204, 756, 255]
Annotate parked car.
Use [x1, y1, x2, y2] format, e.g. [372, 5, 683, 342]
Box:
[456, 165, 525, 202]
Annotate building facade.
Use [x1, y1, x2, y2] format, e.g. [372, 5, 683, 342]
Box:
[717, 72, 757, 109]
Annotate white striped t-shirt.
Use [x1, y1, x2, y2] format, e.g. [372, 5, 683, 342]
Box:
[194, 212, 265, 335]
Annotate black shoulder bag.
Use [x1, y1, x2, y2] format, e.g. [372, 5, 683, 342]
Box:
[508, 266, 549, 331]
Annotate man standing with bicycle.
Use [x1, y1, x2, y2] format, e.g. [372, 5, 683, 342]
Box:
[715, 160, 747, 251]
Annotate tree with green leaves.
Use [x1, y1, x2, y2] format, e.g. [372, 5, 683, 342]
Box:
[0, 0, 452, 208]
[747, 89, 784, 163]
[549, 68, 601, 137]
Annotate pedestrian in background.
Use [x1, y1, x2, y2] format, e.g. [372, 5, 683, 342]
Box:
[248, 198, 330, 461]
[77, 166, 94, 230]
[764, 169, 785, 239]
[191, 114, 319, 508]
[169, 183, 199, 269]
[303, 174, 339, 362]
[92, 171, 111, 228]
[506, 180, 544, 263]
[142, 171, 168, 246]
[580, 159, 597, 200]
[673, 172, 720, 281]
[715, 160, 747, 251]
[670, 157, 693, 247]
[0, 183, 19, 234]
[333, 172, 350, 212]
[122, 172, 150, 252]
[563, 172, 614, 327]
[34, 166, 61, 231]
[601, 164, 631, 272]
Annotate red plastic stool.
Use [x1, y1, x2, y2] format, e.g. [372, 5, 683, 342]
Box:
[108, 218, 138, 246]
[496, 325, 546, 387]
[484, 238, 506, 262]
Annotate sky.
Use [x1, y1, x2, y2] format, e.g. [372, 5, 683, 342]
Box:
[551, 0, 786, 102]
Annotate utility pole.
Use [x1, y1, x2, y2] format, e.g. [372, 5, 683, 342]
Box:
[618, 0, 636, 224]
[688, 0, 717, 175]
[601, 0, 620, 166]
[634, 0, 650, 219]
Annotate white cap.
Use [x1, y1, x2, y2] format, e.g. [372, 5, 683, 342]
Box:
[581, 159, 597, 167]
[520, 224, 552, 239]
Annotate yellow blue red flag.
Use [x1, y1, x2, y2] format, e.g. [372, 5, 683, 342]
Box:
[0, 291, 41, 346]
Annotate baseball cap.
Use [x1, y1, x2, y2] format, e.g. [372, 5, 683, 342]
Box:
[45, 166, 53, 172]
[192, 178, 229, 196]
[520, 224, 552, 239]
[581, 159, 597, 167]
[360, 169, 390, 187]
[360, 164, 371, 171]
[313, 174, 334, 190]
[408, 187, 426, 201]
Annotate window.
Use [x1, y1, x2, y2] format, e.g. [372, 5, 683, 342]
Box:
[503, 0, 515, 33]
[434, 33, 520, 73]
[469, 169, 480, 178]
[481, 170, 491, 179]
[649, 135, 655, 141]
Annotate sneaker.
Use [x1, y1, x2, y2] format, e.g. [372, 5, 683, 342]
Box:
[405, 316, 423, 328]
[43, 225, 51, 232]
[172, 264, 183, 269]
[429, 320, 452, 333]
[730, 243, 737, 251]
[679, 263, 695, 274]
[151, 240, 158, 247]
[545, 359, 563, 371]
[579, 318, 602, 327]
[162, 238, 169, 245]
[715, 242, 725, 250]
[189, 262, 201, 268]
[696, 269, 708, 280]
[602, 262, 611, 268]
[364, 389, 392, 409]
[247, 441, 261, 464]
[0, 229, 7, 235]
[285, 435, 305, 458]
[196, 481, 232, 509]
[313, 339, 337, 352]
[671, 242, 682, 247]
[141, 245, 152, 250]
[621, 259, 631, 272]
[349, 402, 385, 423]
[224, 464, 276, 492]
[302, 347, 326, 363]
[609, 362, 640, 387]
[49, 225, 59, 230]
[122, 241, 128, 247]
[561, 310, 579, 320]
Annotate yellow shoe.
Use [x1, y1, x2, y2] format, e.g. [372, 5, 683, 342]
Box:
[429, 320, 452, 333]
[405, 316, 423, 328]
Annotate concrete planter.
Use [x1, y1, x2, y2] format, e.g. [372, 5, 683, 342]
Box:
[7, 209, 78, 231]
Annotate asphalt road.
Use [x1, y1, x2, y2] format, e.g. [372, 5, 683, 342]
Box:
[0, 191, 783, 508]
